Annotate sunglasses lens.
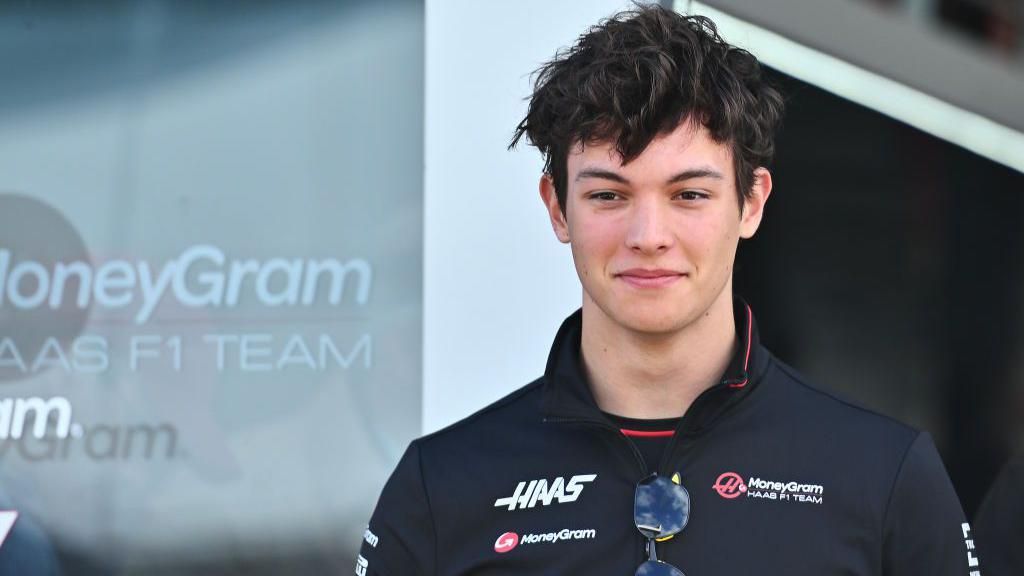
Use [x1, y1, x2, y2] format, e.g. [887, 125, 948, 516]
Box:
[634, 475, 690, 539]
[636, 559, 687, 576]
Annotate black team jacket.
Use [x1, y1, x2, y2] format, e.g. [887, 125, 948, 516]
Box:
[357, 301, 979, 575]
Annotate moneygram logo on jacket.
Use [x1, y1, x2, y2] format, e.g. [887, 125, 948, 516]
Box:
[712, 473, 825, 504]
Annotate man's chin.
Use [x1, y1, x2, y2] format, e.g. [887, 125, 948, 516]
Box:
[584, 292, 695, 335]
[612, 310, 690, 337]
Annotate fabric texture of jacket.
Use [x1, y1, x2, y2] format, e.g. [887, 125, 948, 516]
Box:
[357, 301, 978, 575]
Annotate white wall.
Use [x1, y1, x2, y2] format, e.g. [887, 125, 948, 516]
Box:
[423, 0, 632, 433]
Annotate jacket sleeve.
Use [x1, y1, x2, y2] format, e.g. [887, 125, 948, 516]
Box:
[355, 441, 436, 576]
[973, 454, 1024, 576]
[882, 432, 979, 576]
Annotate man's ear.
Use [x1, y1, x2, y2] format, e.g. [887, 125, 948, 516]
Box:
[539, 174, 570, 244]
[739, 167, 773, 239]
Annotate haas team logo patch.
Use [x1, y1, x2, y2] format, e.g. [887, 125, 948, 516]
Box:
[712, 472, 748, 499]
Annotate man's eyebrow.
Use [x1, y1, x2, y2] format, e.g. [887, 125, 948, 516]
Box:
[574, 167, 724, 185]
[575, 168, 631, 184]
[666, 168, 724, 183]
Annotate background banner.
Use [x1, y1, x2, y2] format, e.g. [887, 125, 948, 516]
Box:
[0, 0, 423, 571]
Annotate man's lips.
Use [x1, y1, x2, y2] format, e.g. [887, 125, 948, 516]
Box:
[615, 268, 685, 288]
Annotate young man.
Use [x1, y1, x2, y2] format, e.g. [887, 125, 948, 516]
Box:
[358, 6, 976, 575]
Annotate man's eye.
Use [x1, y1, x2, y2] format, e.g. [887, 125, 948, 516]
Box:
[676, 190, 708, 201]
[589, 191, 619, 201]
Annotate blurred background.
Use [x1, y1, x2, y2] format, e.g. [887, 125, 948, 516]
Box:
[0, 0, 1021, 573]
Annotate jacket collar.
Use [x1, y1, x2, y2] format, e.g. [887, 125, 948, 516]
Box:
[540, 296, 768, 436]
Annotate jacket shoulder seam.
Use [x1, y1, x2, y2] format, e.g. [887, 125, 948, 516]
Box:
[401, 439, 438, 576]
[879, 430, 924, 566]
[771, 359, 917, 434]
[418, 378, 544, 444]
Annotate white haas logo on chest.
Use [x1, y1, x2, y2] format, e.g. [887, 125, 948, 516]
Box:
[493, 474, 597, 510]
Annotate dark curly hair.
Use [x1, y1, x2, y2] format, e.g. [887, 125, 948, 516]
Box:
[510, 4, 784, 214]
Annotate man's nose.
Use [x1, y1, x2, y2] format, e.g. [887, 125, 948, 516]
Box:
[624, 198, 674, 254]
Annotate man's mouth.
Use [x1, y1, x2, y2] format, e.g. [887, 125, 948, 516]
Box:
[616, 269, 685, 288]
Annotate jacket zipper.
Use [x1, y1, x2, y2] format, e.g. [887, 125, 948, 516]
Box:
[543, 415, 658, 569]
[657, 420, 695, 476]
[656, 384, 732, 475]
[542, 416, 649, 476]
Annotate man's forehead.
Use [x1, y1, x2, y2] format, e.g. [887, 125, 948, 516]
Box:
[566, 121, 731, 177]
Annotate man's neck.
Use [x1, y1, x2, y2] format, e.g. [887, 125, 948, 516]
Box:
[580, 290, 738, 420]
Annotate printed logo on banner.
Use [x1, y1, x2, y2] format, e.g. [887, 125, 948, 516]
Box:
[0, 194, 177, 462]
[0, 194, 89, 385]
[0, 193, 378, 463]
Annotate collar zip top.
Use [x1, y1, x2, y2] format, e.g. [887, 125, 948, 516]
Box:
[541, 297, 767, 435]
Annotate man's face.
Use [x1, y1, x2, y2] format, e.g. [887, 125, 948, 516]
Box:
[540, 119, 771, 336]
